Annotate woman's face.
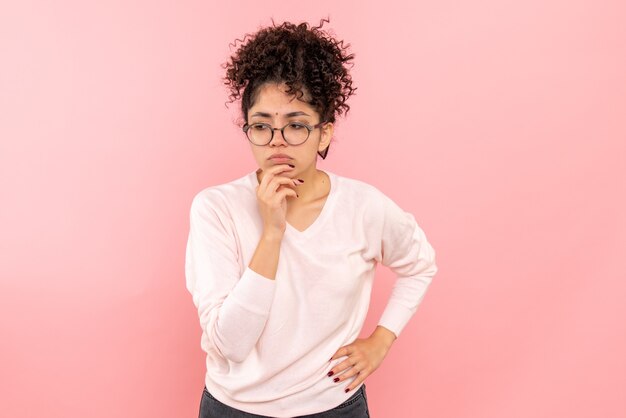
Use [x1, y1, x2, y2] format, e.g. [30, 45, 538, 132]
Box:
[246, 82, 332, 176]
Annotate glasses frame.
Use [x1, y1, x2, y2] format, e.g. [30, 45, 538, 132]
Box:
[242, 121, 327, 146]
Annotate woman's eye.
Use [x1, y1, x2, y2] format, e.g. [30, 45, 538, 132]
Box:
[289, 123, 305, 129]
[252, 124, 268, 131]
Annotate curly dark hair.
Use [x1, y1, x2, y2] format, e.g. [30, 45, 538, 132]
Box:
[222, 18, 357, 159]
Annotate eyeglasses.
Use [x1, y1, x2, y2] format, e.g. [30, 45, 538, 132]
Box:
[242, 121, 326, 146]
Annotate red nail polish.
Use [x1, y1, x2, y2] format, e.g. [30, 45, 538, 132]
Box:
[345, 388, 350, 393]
[327, 371, 334, 377]
[333, 377, 339, 383]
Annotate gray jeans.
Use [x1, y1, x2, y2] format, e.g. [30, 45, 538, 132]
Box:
[198, 384, 370, 418]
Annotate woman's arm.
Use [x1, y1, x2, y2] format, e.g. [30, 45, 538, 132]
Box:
[248, 230, 282, 280]
[185, 192, 278, 363]
[375, 193, 438, 339]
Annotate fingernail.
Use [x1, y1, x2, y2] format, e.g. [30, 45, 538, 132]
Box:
[288, 164, 295, 168]
[298, 179, 304, 182]
[327, 371, 334, 377]
[333, 377, 340, 383]
[296, 193, 299, 197]
[345, 388, 350, 393]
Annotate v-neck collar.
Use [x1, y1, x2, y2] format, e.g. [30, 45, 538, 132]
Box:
[247, 169, 338, 240]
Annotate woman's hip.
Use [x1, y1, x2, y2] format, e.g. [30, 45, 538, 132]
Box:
[198, 384, 370, 418]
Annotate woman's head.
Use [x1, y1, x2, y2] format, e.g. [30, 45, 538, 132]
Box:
[223, 19, 357, 160]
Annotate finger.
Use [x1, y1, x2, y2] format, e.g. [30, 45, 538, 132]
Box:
[260, 164, 293, 188]
[334, 361, 368, 390]
[268, 177, 298, 200]
[330, 346, 348, 362]
[267, 163, 295, 176]
[270, 176, 303, 190]
[332, 357, 364, 380]
[267, 176, 302, 195]
[258, 165, 294, 193]
[344, 373, 367, 393]
[275, 186, 298, 201]
[328, 354, 360, 381]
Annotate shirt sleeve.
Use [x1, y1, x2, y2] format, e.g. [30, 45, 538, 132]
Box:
[185, 191, 277, 363]
[375, 193, 438, 339]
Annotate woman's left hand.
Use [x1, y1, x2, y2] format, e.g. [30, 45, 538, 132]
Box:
[328, 326, 397, 393]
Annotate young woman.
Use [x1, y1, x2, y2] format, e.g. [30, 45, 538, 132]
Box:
[185, 19, 438, 418]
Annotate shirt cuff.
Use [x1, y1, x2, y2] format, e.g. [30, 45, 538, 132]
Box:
[229, 266, 277, 316]
[377, 303, 414, 339]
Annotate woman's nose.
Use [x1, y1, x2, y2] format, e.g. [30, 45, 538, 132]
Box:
[269, 128, 288, 145]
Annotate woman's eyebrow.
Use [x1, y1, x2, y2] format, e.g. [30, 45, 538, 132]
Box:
[250, 111, 311, 118]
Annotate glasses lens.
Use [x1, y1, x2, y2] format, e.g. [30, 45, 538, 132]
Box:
[283, 123, 309, 145]
[247, 124, 272, 145]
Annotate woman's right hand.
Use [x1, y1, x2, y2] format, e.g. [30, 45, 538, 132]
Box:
[255, 164, 304, 237]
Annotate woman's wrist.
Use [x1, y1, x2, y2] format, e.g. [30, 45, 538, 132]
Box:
[261, 229, 284, 243]
[371, 325, 397, 348]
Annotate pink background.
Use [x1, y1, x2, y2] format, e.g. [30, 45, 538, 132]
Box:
[1, 1, 625, 417]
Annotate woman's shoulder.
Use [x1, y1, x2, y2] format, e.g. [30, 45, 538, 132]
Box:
[330, 170, 388, 201]
[331, 171, 412, 222]
[191, 170, 256, 213]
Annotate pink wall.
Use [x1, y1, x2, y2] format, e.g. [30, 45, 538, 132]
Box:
[1, 1, 625, 417]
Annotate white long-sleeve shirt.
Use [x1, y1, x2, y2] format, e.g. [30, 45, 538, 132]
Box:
[185, 169, 438, 417]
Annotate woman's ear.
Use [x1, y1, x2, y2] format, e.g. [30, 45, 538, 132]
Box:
[318, 122, 333, 156]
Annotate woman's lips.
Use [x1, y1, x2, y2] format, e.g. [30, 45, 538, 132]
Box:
[269, 156, 293, 162]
